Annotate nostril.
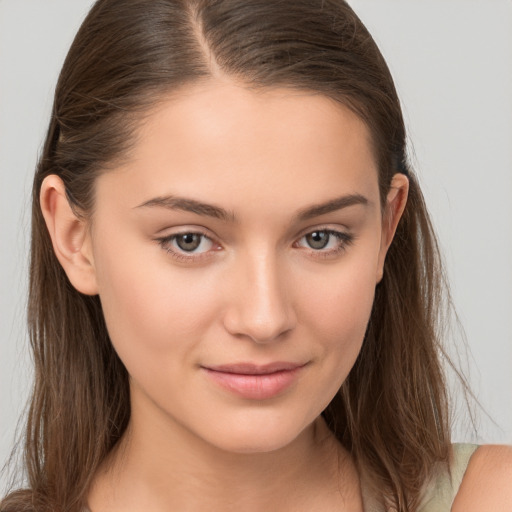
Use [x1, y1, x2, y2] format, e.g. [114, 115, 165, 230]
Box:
[221, 254, 297, 343]
[222, 296, 296, 343]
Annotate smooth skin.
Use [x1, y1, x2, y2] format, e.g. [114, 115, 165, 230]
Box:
[40, 79, 512, 511]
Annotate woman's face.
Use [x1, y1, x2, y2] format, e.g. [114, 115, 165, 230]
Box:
[85, 80, 404, 453]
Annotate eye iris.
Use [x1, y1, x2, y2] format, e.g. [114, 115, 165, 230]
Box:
[306, 231, 329, 249]
[176, 233, 201, 251]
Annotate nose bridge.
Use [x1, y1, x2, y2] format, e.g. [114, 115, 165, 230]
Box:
[223, 246, 295, 343]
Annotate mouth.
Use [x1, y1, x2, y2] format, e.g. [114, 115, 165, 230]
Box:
[201, 362, 307, 400]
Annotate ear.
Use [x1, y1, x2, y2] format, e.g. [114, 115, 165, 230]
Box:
[40, 175, 98, 295]
[376, 173, 409, 283]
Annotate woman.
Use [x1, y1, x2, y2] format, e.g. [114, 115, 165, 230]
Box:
[1, 0, 511, 511]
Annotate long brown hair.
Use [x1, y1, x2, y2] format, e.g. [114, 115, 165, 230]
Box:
[2, 1, 453, 510]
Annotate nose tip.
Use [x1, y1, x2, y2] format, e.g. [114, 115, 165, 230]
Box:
[223, 293, 295, 344]
[227, 308, 294, 344]
[222, 258, 296, 344]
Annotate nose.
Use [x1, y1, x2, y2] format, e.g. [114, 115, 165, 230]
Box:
[222, 251, 296, 344]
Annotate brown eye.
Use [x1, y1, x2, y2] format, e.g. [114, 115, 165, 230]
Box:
[305, 231, 330, 250]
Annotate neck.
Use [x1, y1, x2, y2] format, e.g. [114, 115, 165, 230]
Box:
[88, 393, 362, 512]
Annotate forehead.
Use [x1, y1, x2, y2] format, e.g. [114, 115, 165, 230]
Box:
[96, 80, 379, 215]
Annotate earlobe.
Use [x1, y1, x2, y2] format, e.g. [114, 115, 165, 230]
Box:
[376, 173, 409, 283]
[40, 175, 98, 295]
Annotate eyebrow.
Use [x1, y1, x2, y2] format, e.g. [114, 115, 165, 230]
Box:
[296, 193, 369, 221]
[135, 195, 236, 222]
[135, 193, 368, 222]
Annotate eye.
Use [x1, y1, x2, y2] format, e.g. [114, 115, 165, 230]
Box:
[174, 233, 211, 253]
[303, 231, 332, 250]
[156, 231, 218, 260]
[295, 229, 354, 255]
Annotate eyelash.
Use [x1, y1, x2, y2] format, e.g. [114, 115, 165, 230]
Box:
[155, 228, 354, 262]
[156, 229, 217, 262]
[294, 229, 355, 259]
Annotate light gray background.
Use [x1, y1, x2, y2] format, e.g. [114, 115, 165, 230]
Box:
[1, 0, 511, 491]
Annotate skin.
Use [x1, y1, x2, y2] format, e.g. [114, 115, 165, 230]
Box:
[40, 79, 512, 511]
[452, 445, 512, 511]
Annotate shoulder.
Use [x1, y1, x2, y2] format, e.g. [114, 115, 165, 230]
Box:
[452, 444, 512, 511]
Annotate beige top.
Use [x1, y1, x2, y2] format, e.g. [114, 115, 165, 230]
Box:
[362, 443, 479, 512]
[417, 443, 479, 512]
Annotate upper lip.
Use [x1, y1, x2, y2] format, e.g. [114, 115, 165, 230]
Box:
[202, 362, 306, 375]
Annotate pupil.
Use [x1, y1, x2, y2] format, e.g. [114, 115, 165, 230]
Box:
[307, 231, 329, 249]
[177, 233, 201, 251]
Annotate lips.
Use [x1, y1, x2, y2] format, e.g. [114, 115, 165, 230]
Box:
[201, 362, 306, 400]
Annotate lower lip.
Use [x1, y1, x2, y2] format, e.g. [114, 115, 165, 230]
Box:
[202, 367, 304, 400]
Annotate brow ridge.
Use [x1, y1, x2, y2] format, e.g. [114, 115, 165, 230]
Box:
[135, 193, 368, 223]
[135, 196, 235, 222]
[296, 193, 369, 221]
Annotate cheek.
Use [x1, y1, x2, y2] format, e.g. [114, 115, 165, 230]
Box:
[92, 233, 223, 374]
[299, 251, 378, 338]
[295, 249, 380, 392]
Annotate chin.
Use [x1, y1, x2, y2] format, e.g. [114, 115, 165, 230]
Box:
[213, 436, 301, 455]
[200, 411, 316, 455]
